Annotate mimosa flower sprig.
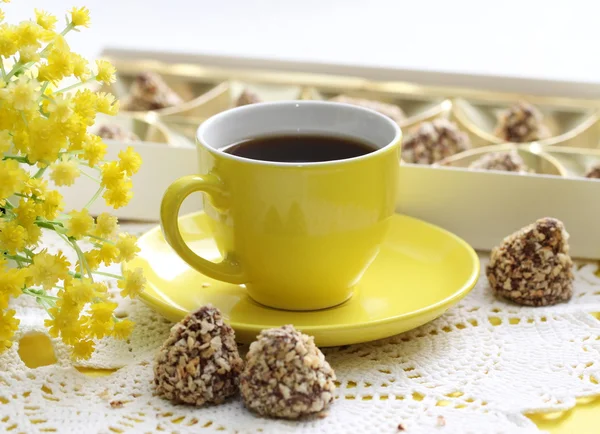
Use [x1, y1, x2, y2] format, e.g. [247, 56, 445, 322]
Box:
[0, 4, 146, 360]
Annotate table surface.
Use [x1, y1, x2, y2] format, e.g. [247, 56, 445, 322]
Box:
[4, 1, 600, 432]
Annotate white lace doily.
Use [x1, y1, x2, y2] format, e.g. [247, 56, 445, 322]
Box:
[1, 225, 600, 434]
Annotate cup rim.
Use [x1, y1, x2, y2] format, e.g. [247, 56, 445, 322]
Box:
[196, 100, 402, 168]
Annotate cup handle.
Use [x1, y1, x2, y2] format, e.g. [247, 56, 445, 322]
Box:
[160, 175, 246, 284]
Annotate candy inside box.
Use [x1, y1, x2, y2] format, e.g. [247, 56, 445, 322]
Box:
[65, 52, 600, 259]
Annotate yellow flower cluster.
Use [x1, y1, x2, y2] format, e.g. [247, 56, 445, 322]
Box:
[0, 5, 144, 359]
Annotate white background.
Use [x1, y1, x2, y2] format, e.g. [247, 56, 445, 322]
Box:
[4, 0, 600, 84]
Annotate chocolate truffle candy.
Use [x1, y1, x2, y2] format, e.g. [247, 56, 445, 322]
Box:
[494, 101, 550, 143]
[330, 95, 406, 124]
[402, 119, 470, 164]
[584, 163, 600, 179]
[124, 71, 183, 111]
[487, 218, 573, 306]
[97, 124, 140, 143]
[468, 150, 529, 173]
[154, 305, 244, 406]
[235, 89, 262, 107]
[240, 325, 336, 419]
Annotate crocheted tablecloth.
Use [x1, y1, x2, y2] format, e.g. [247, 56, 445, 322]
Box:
[1, 224, 599, 434]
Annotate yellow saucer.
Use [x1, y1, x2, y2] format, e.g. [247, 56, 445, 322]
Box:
[128, 212, 480, 346]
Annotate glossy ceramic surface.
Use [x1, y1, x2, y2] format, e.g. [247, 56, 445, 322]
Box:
[130, 211, 480, 346]
[160, 101, 402, 310]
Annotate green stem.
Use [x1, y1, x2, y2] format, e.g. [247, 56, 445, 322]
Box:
[37, 219, 66, 227]
[4, 254, 33, 264]
[35, 221, 68, 234]
[0, 60, 6, 80]
[34, 297, 55, 317]
[4, 61, 35, 80]
[60, 22, 75, 37]
[37, 23, 75, 60]
[41, 302, 54, 318]
[23, 288, 59, 301]
[54, 77, 97, 94]
[39, 82, 49, 97]
[33, 166, 48, 179]
[59, 150, 84, 157]
[3, 199, 15, 210]
[0, 212, 15, 222]
[61, 233, 92, 278]
[86, 234, 113, 244]
[84, 185, 104, 209]
[14, 193, 42, 203]
[2, 155, 31, 164]
[80, 170, 100, 183]
[19, 111, 28, 127]
[68, 270, 116, 281]
[37, 83, 51, 106]
[92, 270, 123, 280]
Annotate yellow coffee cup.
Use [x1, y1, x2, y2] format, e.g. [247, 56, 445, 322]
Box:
[160, 101, 401, 311]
